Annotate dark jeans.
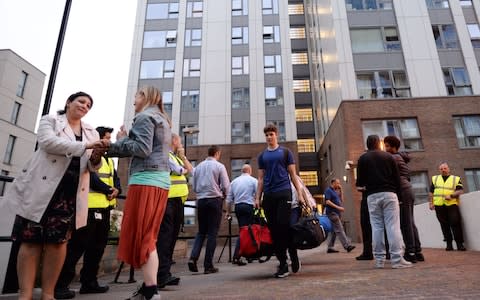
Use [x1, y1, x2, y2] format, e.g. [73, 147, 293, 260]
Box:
[434, 204, 464, 244]
[56, 208, 110, 288]
[233, 203, 254, 259]
[398, 186, 422, 254]
[360, 193, 373, 256]
[262, 189, 292, 267]
[156, 197, 184, 280]
[190, 197, 223, 269]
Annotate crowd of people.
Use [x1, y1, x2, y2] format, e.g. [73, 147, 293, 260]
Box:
[2, 87, 468, 299]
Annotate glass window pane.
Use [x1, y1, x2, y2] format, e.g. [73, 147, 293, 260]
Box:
[452, 68, 470, 86]
[146, 3, 168, 19]
[467, 24, 480, 38]
[140, 60, 163, 79]
[351, 29, 383, 53]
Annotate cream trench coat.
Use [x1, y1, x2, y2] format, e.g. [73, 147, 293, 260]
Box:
[4, 113, 100, 229]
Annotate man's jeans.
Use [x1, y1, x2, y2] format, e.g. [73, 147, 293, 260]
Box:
[327, 213, 351, 249]
[190, 197, 223, 269]
[367, 192, 403, 263]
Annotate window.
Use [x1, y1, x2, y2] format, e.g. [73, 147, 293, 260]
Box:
[288, 3, 304, 15]
[411, 172, 429, 204]
[346, 0, 393, 10]
[432, 24, 458, 49]
[262, 0, 279, 15]
[362, 119, 423, 150]
[297, 139, 315, 152]
[11, 102, 21, 124]
[465, 169, 480, 192]
[267, 120, 286, 141]
[0, 170, 9, 197]
[4, 135, 16, 164]
[350, 27, 400, 53]
[185, 29, 202, 47]
[291, 53, 308, 64]
[232, 27, 249, 45]
[290, 27, 306, 39]
[263, 26, 280, 43]
[356, 70, 410, 99]
[16, 71, 28, 98]
[295, 108, 313, 122]
[265, 87, 283, 107]
[425, 0, 449, 8]
[232, 56, 249, 75]
[183, 59, 201, 77]
[143, 31, 177, 48]
[232, 88, 250, 109]
[293, 80, 311, 92]
[140, 60, 175, 79]
[146, 3, 179, 19]
[264, 55, 282, 73]
[453, 115, 480, 148]
[467, 24, 480, 48]
[181, 90, 200, 111]
[443, 67, 472, 95]
[180, 124, 199, 146]
[187, 1, 203, 18]
[460, 0, 472, 6]
[231, 158, 250, 179]
[163, 91, 173, 113]
[232, 0, 248, 16]
[232, 122, 251, 144]
[299, 171, 318, 186]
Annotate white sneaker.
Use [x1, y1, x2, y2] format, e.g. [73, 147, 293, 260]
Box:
[391, 258, 413, 269]
[375, 260, 384, 269]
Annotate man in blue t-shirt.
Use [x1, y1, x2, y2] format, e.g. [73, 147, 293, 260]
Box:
[255, 123, 305, 279]
[324, 178, 355, 253]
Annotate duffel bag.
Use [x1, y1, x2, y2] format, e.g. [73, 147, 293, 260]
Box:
[238, 209, 273, 262]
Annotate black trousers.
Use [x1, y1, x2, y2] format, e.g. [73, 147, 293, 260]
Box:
[434, 204, 464, 244]
[56, 208, 110, 288]
[399, 186, 422, 254]
[156, 197, 184, 280]
[360, 193, 373, 256]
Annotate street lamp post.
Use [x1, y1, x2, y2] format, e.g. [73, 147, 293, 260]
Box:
[181, 127, 200, 155]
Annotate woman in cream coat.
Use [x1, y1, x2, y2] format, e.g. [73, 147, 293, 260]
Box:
[5, 92, 108, 300]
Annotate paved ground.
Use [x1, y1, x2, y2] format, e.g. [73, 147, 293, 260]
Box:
[2, 243, 480, 299]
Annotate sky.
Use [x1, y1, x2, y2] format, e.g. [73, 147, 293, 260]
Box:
[0, 0, 137, 139]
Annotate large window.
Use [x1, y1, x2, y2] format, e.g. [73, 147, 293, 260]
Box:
[265, 87, 283, 107]
[356, 70, 410, 99]
[297, 139, 315, 152]
[146, 3, 179, 19]
[443, 67, 472, 96]
[16, 71, 28, 98]
[411, 172, 429, 204]
[467, 24, 480, 48]
[264, 55, 282, 73]
[432, 24, 458, 49]
[232, 122, 251, 144]
[163, 91, 173, 114]
[453, 115, 480, 148]
[465, 169, 480, 192]
[291, 53, 308, 64]
[295, 108, 313, 122]
[460, 0, 473, 6]
[299, 171, 318, 186]
[232, 27, 249, 45]
[140, 60, 175, 79]
[293, 80, 311, 92]
[181, 90, 200, 111]
[232, 88, 250, 109]
[4, 135, 16, 164]
[143, 31, 177, 48]
[187, 1, 203, 18]
[232, 56, 249, 75]
[185, 29, 202, 47]
[0, 170, 9, 197]
[346, 0, 393, 10]
[350, 27, 400, 53]
[262, 0, 279, 15]
[232, 0, 248, 16]
[263, 26, 280, 43]
[183, 59, 201, 77]
[288, 3, 304, 14]
[425, 0, 449, 8]
[11, 102, 21, 124]
[289, 27, 306, 39]
[362, 119, 423, 150]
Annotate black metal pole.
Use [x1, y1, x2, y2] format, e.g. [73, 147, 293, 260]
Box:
[42, 0, 72, 116]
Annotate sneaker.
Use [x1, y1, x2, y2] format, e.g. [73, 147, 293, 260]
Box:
[327, 248, 339, 253]
[415, 252, 425, 262]
[157, 275, 180, 289]
[188, 260, 198, 272]
[291, 255, 301, 273]
[346, 245, 356, 253]
[457, 243, 466, 251]
[391, 258, 413, 269]
[232, 257, 247, 266]
[403, 253, 417, 263]
[126, 284, 160, 300]
[204, 267, 219, 274]
[54, 287, 75, 299]
[274, 264, 289, 278]
[446, 242, 454, 251]
[375, 260, 385, 269]
[79, 281, 109, 294]
[356, 254, 374, 261]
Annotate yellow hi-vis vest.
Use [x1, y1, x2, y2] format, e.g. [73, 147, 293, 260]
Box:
[432, 175, 462, 206]
[168, 152, 189, 202]
[88, 156, 116, 208]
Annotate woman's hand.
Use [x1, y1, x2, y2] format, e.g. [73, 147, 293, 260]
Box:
[116, 125, 128, 140]
[86, 139, 110, 149]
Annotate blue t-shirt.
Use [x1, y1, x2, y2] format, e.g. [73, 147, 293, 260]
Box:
[258, 146, 294, 193]
[324, 186, 341, 215]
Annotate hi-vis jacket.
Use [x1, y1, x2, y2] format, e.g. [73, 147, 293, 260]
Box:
[168, 152, 189, 202]
[89, 156, 117, 208]
[431, 175, 462, 206]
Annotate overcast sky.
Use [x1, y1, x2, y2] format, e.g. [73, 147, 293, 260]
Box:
[0, 0, 137, 138]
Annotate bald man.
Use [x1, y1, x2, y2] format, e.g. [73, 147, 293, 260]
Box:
[226, 164, 258, 266]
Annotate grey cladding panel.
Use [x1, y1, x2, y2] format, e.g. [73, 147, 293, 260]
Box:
[232, 16, 248, 27]
[292, 65, 311, 78]
[289, 15, 306, 26]
[183, 47, 202, 58]
[296, 122, 315, 137]
[231, 109, 250, 122]
[231, 75, 250, 88]
[266, 106, 285, 121]
[291, 39, 308, 50]
[347, 10, 396, 27]
[475, 49, 480, 65]
[294, 92, 312, 106]
[139, 79, 174, 91]
[428, 9, 453, 24]
[264, 74, 283, 86]
[462, 8, 477, 24]
[145, 19, 179, 31]
[353, 52, 405, 70]
[438, 50, 467, 67]
[142, 48, 176, 60]
[232, 46, 249, 56]
[180, 111, 199, 124]
[182, 78, 200, 90]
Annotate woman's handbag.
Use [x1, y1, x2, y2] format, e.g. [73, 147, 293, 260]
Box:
[238, 209, 273, 262]
[291, 203, 327, 250]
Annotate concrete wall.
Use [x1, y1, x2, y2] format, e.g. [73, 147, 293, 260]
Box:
[414, 191, 480, 251]
[0, 197, 15, 293]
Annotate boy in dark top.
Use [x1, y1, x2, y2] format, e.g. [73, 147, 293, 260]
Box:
[255, 124, 305, 278]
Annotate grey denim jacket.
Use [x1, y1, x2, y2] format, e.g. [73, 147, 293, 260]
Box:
[108, 106, 171, 175]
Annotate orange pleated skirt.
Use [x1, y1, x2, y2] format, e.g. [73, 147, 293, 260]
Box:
[117, 184, 168, 268]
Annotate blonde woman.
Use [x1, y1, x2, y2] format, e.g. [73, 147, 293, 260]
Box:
[108, 86, 171, 300]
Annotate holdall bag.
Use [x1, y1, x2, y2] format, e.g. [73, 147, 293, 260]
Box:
[238, 209, 273, 262]
[291, 203, 327, 250]
[317, 214, 333, 233]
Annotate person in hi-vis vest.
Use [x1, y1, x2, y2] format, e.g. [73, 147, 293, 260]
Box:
[55, 126, 122, 299]
[429, 162, 466, 251]
[156, 133, 193, 288]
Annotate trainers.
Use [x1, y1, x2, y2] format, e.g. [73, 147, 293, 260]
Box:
[391, 258, 413, 269]
[274, 264, 289, 278]
[204, 267, 219, 274]
[403, 253, 417, 263]
[79, 281, 109, 294]
[232, 257, 247, 266]
[291, 255, 301, 273]
[346, 245, 356, 253]
[446, 242, 454, 251]
[188, 260, 198, 272]
[375, 260, 384, 269]
[126, 284, 161, 300]
[457, 243, 466, 251]
[415, 252, 425, 262]
[157, 275, 180, 289]
[356, 254, 374, 261]
[327, 248, 339, 253]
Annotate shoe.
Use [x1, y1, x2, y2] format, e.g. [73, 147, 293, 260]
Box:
[157, 275, 180, 289]
[232, 258, 247, 266]
[415, 252, 425, 262]
[446, 241, 453, 251]
[327, 248, 339, 253]
[188, 260, 198, 272]
[457, 243, 466, 251]
[274, 264, 289, 278]
[204, 267, 219, 274]
[356, 254, 374, 261]
[375, 260, 385, 269]
[54, 287, 75, 299]
[79, 281, 109, 294]
[126, 284, 160, 300]
[291, 254, 301, 273]
[392, 258, 413, 269]
[346, 245, 356, 253]
[403, 253, 417, 263]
